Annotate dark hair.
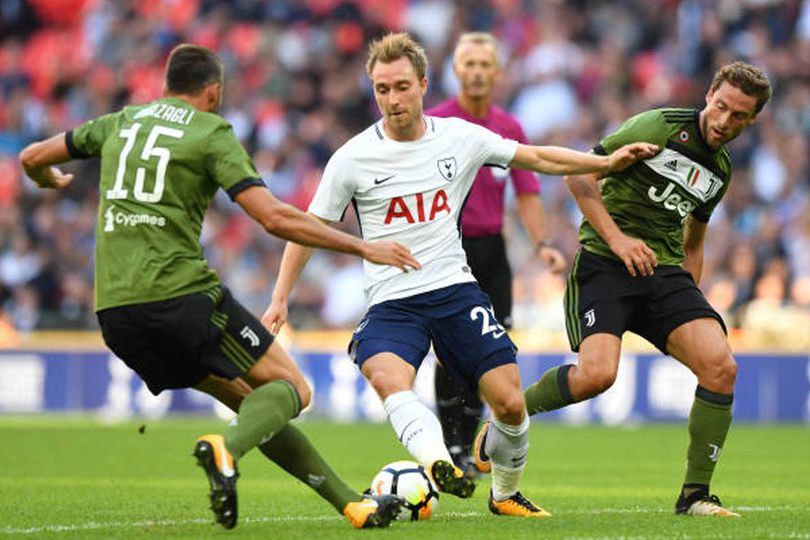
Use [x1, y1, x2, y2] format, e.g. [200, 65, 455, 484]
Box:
[165, 44, 223, 95]
[710, 61, 772, 115]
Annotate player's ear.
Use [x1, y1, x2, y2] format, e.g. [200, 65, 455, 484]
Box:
[204, 82, 222, 112]
[420, 77, 428, 96]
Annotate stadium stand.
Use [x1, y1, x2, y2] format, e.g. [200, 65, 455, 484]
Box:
[1, 0, 809, 349]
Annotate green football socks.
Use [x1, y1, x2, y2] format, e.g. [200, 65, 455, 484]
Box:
[259, 424, 360, 512]
[224, 380, 300, 459]
[524, 368, 733, 493]
[524, 365, 575, 416]
[224, 379, 359, 513]
[684, 386, 733, 486]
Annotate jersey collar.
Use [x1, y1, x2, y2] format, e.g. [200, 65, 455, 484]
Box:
[375, 116, 435, 143]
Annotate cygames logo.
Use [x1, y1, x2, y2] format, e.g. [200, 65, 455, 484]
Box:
[104, 206, 167, 232]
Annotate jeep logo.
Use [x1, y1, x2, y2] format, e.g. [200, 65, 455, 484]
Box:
[648, 182, 695, 220]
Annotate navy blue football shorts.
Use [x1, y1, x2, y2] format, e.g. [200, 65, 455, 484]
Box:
[349, 283, 517, 393]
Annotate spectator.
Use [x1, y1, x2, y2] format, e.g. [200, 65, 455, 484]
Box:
[2, 0, 808, 347]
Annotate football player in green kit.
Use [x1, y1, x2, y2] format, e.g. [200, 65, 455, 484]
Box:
[19, 43, 421, 530]
[475, 61, 771, 517]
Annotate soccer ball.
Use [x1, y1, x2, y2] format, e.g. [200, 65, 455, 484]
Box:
[370, 460, 439, 521]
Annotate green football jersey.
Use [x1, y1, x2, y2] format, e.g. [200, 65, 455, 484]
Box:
[579, 108, 732, 265]
[67, 97, 263, 311]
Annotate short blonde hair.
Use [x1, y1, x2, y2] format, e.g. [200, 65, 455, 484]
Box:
[366, 32, 428, 80]
[453, 32, 500, 66]
[710, 61, 772, 115]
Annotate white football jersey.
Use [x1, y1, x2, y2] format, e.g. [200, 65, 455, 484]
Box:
[309, 115, 518, 306]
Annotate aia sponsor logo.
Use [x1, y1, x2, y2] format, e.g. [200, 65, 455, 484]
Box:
[384, 189, 451, 224]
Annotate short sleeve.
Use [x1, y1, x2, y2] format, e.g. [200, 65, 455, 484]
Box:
[594, 110, 667, 156]
[67, 112, 120, 158]
[206, 123, 263, 199]
[308, 148, 356, 221]
[467, 122, 519, 169]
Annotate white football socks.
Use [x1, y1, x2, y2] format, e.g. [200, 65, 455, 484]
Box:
[486, 413, 530, 501]
[383, 390, 453, 466]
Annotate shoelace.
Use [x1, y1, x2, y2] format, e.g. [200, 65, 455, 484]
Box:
[510, 492, 540, 511]
[701, 494, 724, 506]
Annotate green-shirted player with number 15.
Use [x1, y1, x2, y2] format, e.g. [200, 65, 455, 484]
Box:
[19, 43, 421, 530]
[475, 62, 771, 517]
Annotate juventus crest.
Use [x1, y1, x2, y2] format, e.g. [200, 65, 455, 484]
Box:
[437, 157, 457, 181]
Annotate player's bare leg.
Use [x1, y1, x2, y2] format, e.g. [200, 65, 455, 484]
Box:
[476, 334, 621, 474]
[668, 318, 739, 517]
[361, 353, 474, 498]
[524, 334, 622, 416]
[478, 364, 549, 517]
[194, 343, 403, 528]
[192, 341, 306, 531]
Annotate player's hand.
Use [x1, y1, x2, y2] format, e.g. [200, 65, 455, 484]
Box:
[361, 241, 421, 272]
[606, 143, 659, 173]
[537, 245, 567, 274]
[32, 166, 74, 189]
[609, 233, 658, 277]
[261, 298, 288, 335]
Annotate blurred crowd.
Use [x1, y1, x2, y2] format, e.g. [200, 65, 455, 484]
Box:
[1, 0, 809, 348]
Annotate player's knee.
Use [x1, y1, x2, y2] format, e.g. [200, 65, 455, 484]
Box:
[707, 355, 737, 392]
[693, 347, 737, 393]
[720, 355, 737, 386]
[293, 378, 312, 410]
[365, 371, 408, 399]
[578, 364, 617, 397]
[365, 372, 389, 395]
[488, 392, 526, 425]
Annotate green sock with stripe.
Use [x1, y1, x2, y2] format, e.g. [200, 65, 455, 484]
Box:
[224, 380, 300, 459]
[524, 365, 575, 416]
[259, 424, 361, 513]
[684, 386, 733, 486]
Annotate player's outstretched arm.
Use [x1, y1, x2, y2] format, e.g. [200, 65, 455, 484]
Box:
[262, 240, 314, 335]
[564, 173, 657, 277]
[19, 133, 76, 189]
[510, 142, 658, 177]
[235, 186, 419, 272]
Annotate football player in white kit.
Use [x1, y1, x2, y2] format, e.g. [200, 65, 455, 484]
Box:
[263, 32, 657, 517]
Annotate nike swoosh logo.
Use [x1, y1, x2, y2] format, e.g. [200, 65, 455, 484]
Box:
[374, 174, 396, 185]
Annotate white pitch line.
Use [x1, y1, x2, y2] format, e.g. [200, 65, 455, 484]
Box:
[562, 534, 810, 540]
[0, 507, 801, 535]
[0, 516, 340, 535]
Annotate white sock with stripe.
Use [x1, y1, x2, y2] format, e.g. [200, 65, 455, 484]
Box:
[486, 414, 530, 501]
[384, 390, 452, 466]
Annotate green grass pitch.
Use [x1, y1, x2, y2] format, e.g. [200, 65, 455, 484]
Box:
[1, 417, 808, 539]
